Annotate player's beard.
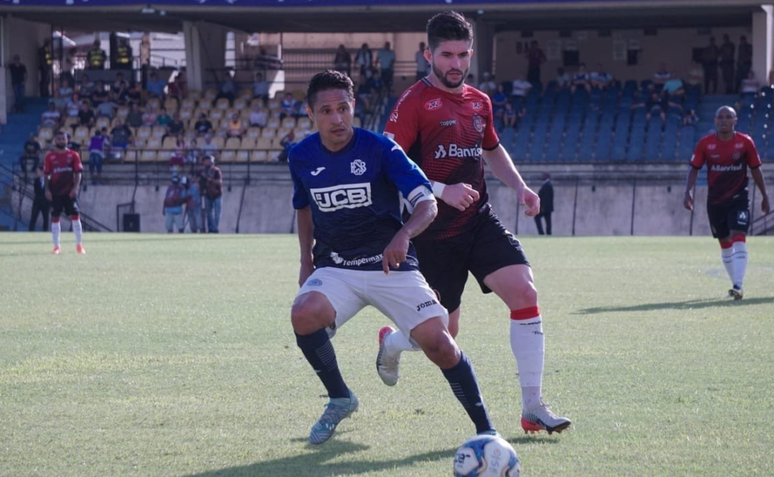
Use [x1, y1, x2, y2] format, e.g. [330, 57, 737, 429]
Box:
[433, 63, 468, 89]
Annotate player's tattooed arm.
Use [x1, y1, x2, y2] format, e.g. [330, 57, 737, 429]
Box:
[382, 197, 437, 274]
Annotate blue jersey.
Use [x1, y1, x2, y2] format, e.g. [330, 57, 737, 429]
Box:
[290, 128, 431, 271]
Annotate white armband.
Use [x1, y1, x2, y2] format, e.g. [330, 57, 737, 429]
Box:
[431, 181, 446, 198]
[403, 185, 435, 214]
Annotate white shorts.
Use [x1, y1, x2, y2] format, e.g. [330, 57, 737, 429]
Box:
[296, 267, 448, 339]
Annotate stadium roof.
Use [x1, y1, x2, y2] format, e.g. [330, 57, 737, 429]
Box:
[0, 0, 764, 33]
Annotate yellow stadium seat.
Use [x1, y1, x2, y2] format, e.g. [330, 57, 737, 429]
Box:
[146, 98, 161, 111]
[157, 150, 172, 162]
[213, 137, 225, 149]
[204, 88, 218, 100]
[95, 117, 111, 130]
[140, 150, 157, 162]
[209, 109, 225, 122]
[146, 137, 162, 149]
[261, 128, 277, 139]
[162, 136, 178, 150]
[245, 127, 261, 140]
[255, 137, 273, 150]
[281, 117, 297, 129]
[220, 149, 236, 162]
[181, 98, 196, 110]
[266, 117, 280, 129]
[151, 126, 166, 139]
[164, 98, 179, 113]
[63, 116, 79, 129]
[38, 127, 54, 143]
[186, 89, 201, 101]
[198, 98, 213, 110]
[116, 106, 129, 119]
[269, 150, 282, 162]
[73, 126, 90, 143]
[132, 137, 147, 149]
[179, 108, 193, 122]
[123, 150, 138, 163]
[233, 98, 248, 110]
[251, 150, 268, 163]
[215, 98, 231, 110]
[136, 126, 152, 140]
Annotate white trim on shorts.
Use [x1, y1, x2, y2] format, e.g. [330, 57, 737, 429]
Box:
[296, 267, 448, 338]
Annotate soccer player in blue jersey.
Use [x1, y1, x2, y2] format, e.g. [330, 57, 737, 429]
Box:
[289, 70, 497, 445]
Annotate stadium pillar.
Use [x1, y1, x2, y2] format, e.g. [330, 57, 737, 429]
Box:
[471, 18, 494, 85]
[182, 21, 227, 92]
[752, 5, 774, 86]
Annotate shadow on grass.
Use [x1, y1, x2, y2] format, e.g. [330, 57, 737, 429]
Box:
[575, 296, 774, 314]
[182, 433, 558, 477]
[182, 440, 453, 477]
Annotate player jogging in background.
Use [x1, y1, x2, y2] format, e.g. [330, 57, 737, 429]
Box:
[684, 105, 770, 299]
[44, 130, 86, 255]
[289, 70, 497, 445]
[377, 10, 571, 435]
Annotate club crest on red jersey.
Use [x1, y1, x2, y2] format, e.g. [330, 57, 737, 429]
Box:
[732, 151, 742, 160]
[424, 98, 443, 111]
[472, 115, 484, 133]
[471, 101, 483, 111]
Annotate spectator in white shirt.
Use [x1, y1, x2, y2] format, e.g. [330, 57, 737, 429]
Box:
[478, 72, 497, 96]
[511, 74, 532, 100]
[248, 102, 268, 128]
[590, 64, 613, 90]
[571, 64, 591, 94]
[253, 72, 269, 103]
[555, 67, 571, 90]
[653, 63, 671, 89]
[740, 70, 760, 95]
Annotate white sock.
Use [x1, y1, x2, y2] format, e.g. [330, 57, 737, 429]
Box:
[52, 221, 61, 247]
[721, 247, 734, 284]
[385, 329, 420, 356]
[72, 218, 83, 246]
[510, 312, 544, 411]
[731, 241, 747, 289]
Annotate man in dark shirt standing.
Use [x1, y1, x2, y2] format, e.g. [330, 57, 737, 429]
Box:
[9, 54, 27, 113]
[525, 40, 547, 85]
[736, 36, 753, 93]
[719, 35, 735, 94]
[535, 172, 554, 236]
[29, 165, 50, 232]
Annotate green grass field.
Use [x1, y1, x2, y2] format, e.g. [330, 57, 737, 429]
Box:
[1, 233, 773, 477]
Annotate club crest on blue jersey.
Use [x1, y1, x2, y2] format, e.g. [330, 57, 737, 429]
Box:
[351, 159, 367, 176]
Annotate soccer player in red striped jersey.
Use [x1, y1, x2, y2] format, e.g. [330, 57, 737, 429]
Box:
[376, 11, 570, 435]
[684, 106, 769, 299]
[44, 130, 86, 255]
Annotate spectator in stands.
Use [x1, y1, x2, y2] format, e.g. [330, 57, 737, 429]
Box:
[38, 39, 52, 97]
[277, 129, 296, 162]
[355, 43, 373, 78]
[227, 112, 244, 139]
[112, 73, 125, 94]
[126, 102, 143, 128]
[525, 40, 547, 85]
[157, 108, 172, 127]
[199, 154, 223, 233]
[377, 41, 396, 93]
[110, 120, 133, 152]
[55, 77, 74, 110]
[280, 92, 299, 120]
[653, 63, 671, 90]
[162, 175, 187, 234]
[511, 74, 532, 107]
[687, 60, 704, 92]
[78, 73, 95, 97]
[571, 64, 591, 94]
[183, 175, 202, 233]
[166, 112, 186, 139]
[333, 44, 351, 77]
[167, 72, 186, 101]
[682, 108, 699, 127]
[21, 133, 42, 174]
[217, 71, 237, 104]
[185, 138, 200, 167]
[501, 101, 524, 130]
[146, 72, 167, 100]
[65, 93, 81, 119]
[415, 42, 429, 81]
[662, 77, 685, 98]
[535, 172, 554, 235]
[41, 101, 61, 129]
[555, 67, 570, 90]
[478, 72, 497, 96]
[248, 102, 268, 128]
[141, 104, 158, 127]
[200, 133, 218, 156]
[719, 34, 736, 94]
[95, 94, 117, 119]
[126, 81, 142, 105]
[253, 72, 270, 103]
[194, 113, 213, 136]
[9, 55, 27, 113]
[170, 135, 186, 173]
[87, 128, 109, 185]
[491, 83, 508, 121]
[29, 165, 50, 232]
[78, 101, 97, 129]
[87, 40, 107, 70]
[740, 70, 760, 96]
[736, 36, 753, 93]
[702, 37, 720, 94]
[91, 80, 109, 108]
[590, 64, 613, 90]
[355, 74, 374, 114]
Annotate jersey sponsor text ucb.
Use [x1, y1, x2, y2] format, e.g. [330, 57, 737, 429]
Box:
[434, 143, 483, 159]
[311, 183, 372, 212]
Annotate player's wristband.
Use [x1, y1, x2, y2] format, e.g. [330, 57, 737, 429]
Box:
[431, 182, 446, 198]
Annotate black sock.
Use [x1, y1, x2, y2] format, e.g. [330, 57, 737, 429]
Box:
[295, 329, 349, 399]
[441, 352, 494, 434]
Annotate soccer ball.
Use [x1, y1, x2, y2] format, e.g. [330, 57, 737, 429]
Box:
[453, 434, 520, 477]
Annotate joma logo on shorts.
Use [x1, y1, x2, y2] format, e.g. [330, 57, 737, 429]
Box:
[416, 299, 438, 312]
[311, 183, 372, 212]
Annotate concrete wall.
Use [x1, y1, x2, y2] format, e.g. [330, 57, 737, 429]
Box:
[13, 176, 772, 237]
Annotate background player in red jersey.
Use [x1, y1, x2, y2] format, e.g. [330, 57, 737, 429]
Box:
[44, 130, 86, 255]
[377, 11, 570, 435]
[684, 106, 769, 299]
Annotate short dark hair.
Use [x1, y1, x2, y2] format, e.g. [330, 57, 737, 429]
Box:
[306, 70, 354, 108]
[426, 11, 473, 52]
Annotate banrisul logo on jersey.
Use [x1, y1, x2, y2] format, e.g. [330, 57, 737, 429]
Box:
[311, 183, 372, 212]
[434, 144, 483, 159]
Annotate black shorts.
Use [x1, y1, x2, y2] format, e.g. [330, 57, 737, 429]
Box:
[707, 198, 749, 239]
[413, 208, 529, 313]
[50, 194, 80, 218]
